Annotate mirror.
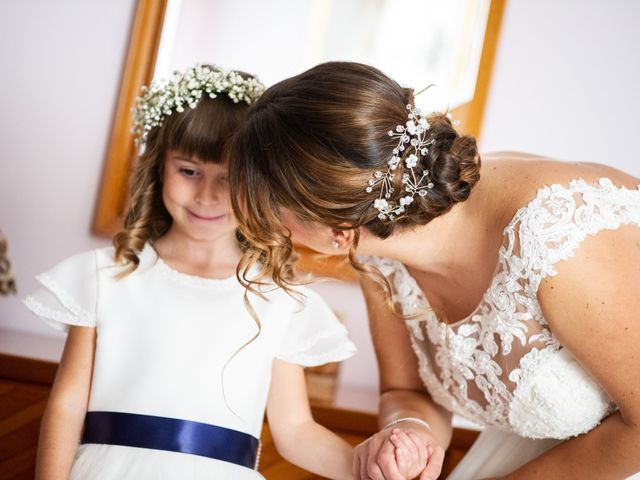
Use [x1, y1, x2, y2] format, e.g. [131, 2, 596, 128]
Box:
[93, 0, 505, 280]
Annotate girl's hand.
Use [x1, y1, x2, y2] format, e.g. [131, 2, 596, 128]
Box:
[353, 423, 445, 480]
[389, 428, 429, 479]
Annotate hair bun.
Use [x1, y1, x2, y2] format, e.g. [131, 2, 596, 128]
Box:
[424, 113, 480, 205]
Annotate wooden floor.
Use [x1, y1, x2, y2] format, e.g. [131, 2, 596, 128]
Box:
[0, 354, 477, 479]
[0, 379, 48, 479]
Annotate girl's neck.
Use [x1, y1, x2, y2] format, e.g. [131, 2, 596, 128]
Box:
[152, 228, 242, 278]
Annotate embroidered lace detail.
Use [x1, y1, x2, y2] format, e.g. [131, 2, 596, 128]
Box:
[23, 295, 93, 330]
[25, 272, 96, 327]
[360, 178, 639, 438]
[154, 258, 240, 288]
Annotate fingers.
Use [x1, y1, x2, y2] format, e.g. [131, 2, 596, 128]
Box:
[394, 443, 408, 477]
[370, 437, 404, 480]
[353, 447, 362, 480]
[353, 428, 437, 480]
[354, 440, 373, 480]
[419, 444, 445, 480]
[354, 436, 387, 480]
[390, 432, 410, 477]
[360, 442, 372, 480]
[406, 430, 429, 468]
[390, 429, 419, 470]
[389, 430, 418, 478]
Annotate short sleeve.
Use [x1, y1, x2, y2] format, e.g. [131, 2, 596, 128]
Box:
[23, 250, 98, 332]
[276, 287, 357, 367]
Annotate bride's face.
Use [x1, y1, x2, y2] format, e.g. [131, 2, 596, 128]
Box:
[280, 209, 338, 255]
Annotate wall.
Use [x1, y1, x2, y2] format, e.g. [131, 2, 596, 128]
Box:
[0, 0, 136, 338]
[480, 0, 640, 176]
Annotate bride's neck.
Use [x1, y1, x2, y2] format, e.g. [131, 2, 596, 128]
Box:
[357, 188, 494, 278]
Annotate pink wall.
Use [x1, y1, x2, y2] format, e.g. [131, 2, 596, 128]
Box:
[0, 0, 136, 339]
[480, 0, 640, 175]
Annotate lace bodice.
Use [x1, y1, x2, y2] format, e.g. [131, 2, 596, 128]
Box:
[361, 178, 640, 439]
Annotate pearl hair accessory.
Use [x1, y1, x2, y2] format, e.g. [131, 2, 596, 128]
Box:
[366, 104, 436, 221]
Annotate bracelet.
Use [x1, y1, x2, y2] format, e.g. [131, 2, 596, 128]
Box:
[383, 417, 432, 432]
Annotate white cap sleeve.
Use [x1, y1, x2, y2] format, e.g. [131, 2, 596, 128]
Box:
[276, 287, 357, 367]
[23, 250, 98, 331]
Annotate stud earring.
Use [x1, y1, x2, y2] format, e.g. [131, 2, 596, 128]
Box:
[332, 240, 340, 249]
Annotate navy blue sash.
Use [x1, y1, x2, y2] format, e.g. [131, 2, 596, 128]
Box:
[81, 411, 259, 469]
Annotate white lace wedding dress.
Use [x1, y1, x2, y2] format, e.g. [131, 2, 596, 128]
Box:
[360, 178, 640, 479]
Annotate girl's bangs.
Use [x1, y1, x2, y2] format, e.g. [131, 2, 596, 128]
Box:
[163, 96, 247, 164]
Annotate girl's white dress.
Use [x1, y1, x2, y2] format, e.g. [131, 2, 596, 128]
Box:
[361, 178, 640, 479]
[24, 243, 356, 479]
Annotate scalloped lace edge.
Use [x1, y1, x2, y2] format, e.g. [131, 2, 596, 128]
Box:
[23, 295, 95, 330]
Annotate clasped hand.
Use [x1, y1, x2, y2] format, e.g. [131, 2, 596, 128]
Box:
[353, 424, 445, 479]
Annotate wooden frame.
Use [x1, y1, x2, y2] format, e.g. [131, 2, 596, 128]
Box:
[92, 0, 506, 280]
[93, 0, 167, 234]
[449, 0, 506, 139]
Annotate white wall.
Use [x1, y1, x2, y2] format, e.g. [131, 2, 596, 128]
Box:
[1, 0, 639, 394]
[0, 0, 136, 338]
[480, 0, 640, 176]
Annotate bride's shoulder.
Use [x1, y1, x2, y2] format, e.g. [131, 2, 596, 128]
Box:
[481, 153, 638, 192]
[478, 154, 638, 219]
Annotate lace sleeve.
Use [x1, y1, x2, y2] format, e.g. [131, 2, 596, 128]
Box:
[516, 178, 640, 296]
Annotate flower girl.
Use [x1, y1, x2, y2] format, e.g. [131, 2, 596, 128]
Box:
[24, 65, 359, 479]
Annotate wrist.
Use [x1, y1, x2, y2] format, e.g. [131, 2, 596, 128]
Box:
[382, 416, 432, 433]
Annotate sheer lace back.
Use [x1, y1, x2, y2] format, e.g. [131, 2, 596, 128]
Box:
[360, 178, 640, 439]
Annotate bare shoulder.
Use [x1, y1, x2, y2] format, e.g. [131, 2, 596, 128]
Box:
[536, 223, 640, 419]
[477, 152, 639, 217]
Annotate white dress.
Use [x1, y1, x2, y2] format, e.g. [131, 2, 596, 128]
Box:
[360, 178, 640, 479]
[24, 243, 356, 479]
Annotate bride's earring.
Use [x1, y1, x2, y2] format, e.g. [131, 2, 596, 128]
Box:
[332, 239, 340, 249]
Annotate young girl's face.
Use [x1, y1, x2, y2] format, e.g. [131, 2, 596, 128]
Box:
[162, 150, 237, 242]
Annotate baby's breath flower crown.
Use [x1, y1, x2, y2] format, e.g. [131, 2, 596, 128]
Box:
[132, 64, 265, 144]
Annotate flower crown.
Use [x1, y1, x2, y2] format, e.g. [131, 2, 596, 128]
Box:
[132, 64, 266, 143]
[366, 104, 437, 221]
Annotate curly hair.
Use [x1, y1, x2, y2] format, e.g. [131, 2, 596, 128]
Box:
[113, 76, 256, 275]
[230, 61, 480, 302]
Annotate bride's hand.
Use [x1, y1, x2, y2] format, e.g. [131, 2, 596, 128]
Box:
[353, 423, 445, 479]
[388, 428, 430, 479]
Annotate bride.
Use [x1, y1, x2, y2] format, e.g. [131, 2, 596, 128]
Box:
[228, 61, 640, 479]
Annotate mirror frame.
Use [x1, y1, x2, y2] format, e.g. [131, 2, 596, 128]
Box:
[93, 0, 167, 234]
[93, 0, 506, 280]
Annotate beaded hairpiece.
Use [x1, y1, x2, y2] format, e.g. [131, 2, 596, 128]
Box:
[366, 104, 435, 221]
[132, 64, 265, 144]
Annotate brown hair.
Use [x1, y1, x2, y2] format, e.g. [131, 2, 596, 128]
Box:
[230, 61, 480, 297]
[114, 71, 256, 274]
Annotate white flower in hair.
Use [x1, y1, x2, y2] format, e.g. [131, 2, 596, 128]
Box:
[366, 104, 446, 222]
[405, 154, 418, 169]
[132, 64, 266, 144]
[374, 198, 389, 210]
[399, 195, 413, 206]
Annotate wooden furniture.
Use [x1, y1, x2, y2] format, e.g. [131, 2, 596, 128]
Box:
[0, 353, 479, 479]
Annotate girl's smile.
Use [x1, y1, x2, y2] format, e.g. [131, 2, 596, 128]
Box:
[162, 150, 237, 243]
[187, 210, 226, 222]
